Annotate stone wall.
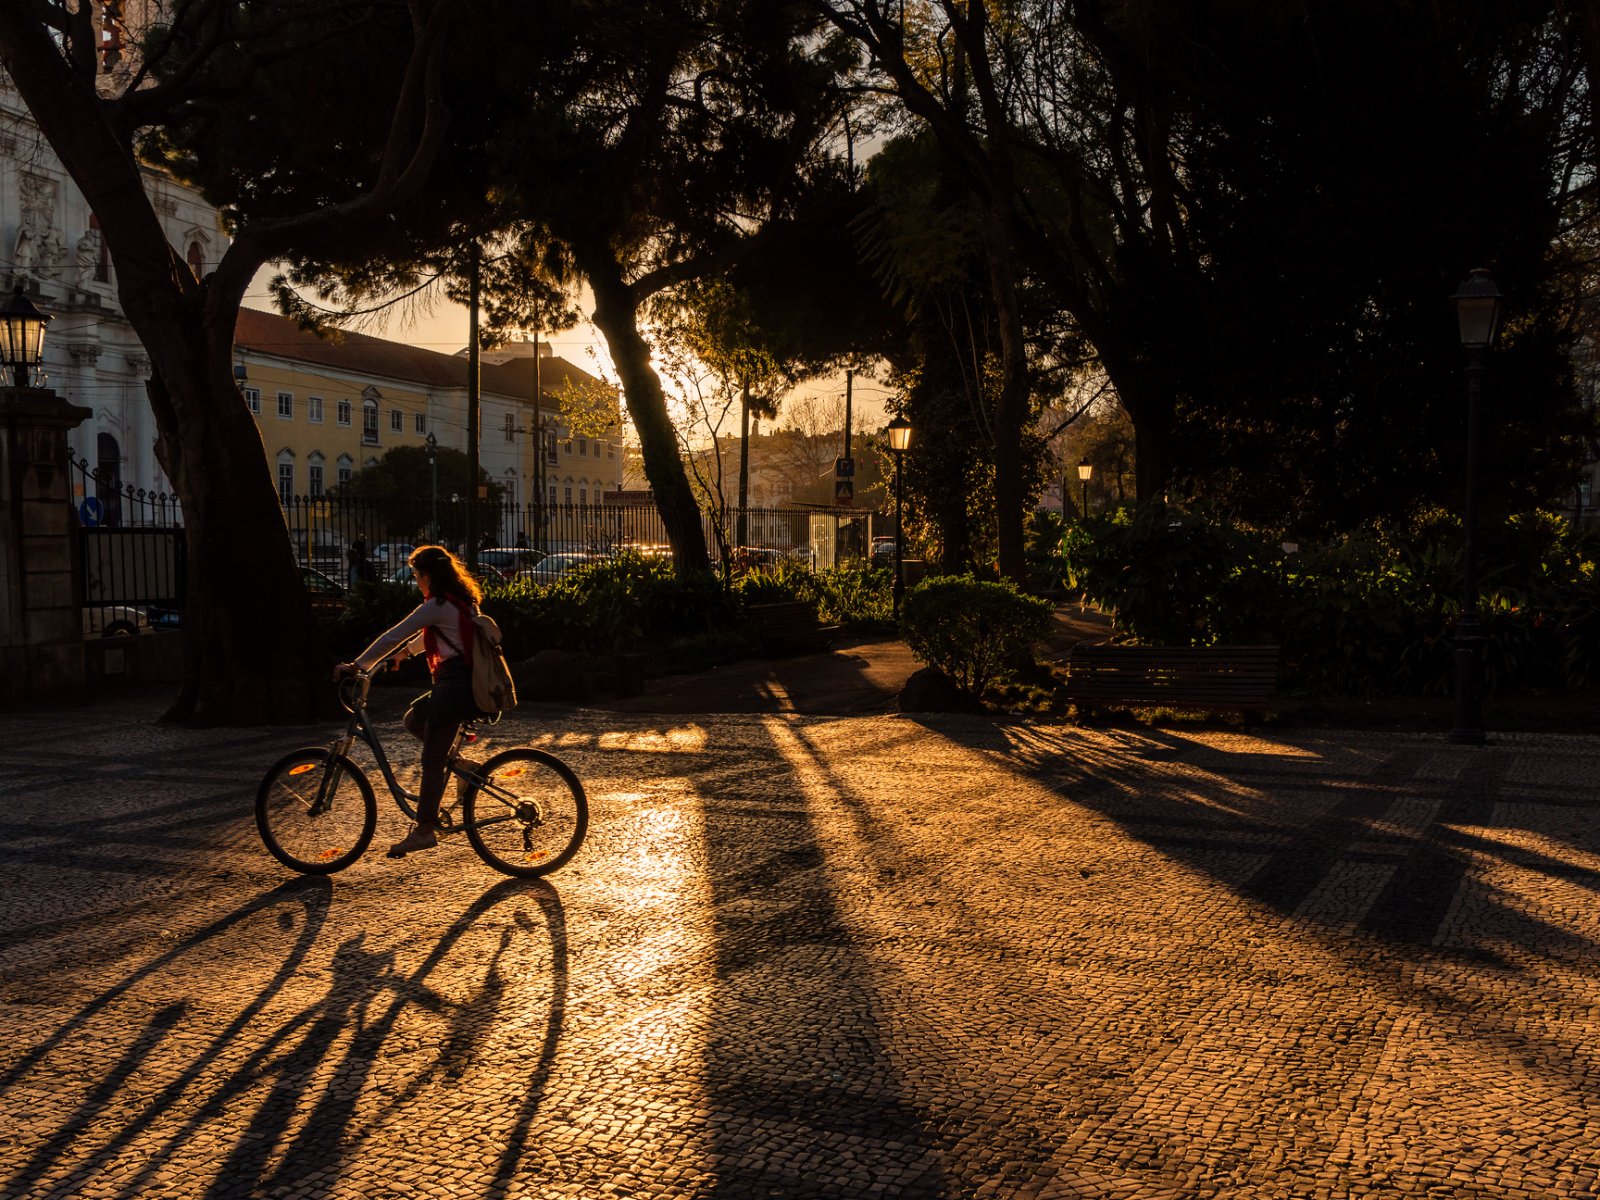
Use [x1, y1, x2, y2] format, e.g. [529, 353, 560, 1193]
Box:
[0, 387, 91, 702]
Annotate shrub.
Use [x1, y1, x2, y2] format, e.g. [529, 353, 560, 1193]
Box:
[330, 580, 423, 658]
[732, 563, 813, 607]
[1059, 503, 1600, 698]
[900, 575, 1053, 697]
[815, 562, 894, 631]
[481, 578, 585, 661]
[549, 551, 740, 653]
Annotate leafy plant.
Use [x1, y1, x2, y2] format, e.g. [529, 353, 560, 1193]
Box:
[900, 575, 1053, 697]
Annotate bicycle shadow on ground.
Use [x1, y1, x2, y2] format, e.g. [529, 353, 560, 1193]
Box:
[1, 876, 568, 1200]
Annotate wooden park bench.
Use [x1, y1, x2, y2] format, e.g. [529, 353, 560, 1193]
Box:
[744, 600, 841, 655]
[1064, 643, 1282, 719]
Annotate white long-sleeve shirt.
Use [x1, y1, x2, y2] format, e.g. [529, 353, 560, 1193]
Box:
[353, 596, 469, 671]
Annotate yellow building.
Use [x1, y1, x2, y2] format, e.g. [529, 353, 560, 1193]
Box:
[233, 309, 623, 530]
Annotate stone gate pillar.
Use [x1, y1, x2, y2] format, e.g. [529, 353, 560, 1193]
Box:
[0, 386, 92, 702]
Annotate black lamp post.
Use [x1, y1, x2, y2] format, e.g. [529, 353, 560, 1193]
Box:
[1078, 458, 1093, 518]
[425, 431, 439, 544]
[1448, 267, 1502, 745]
[0, 285, 50, 388]
[887, 416, 913, 617]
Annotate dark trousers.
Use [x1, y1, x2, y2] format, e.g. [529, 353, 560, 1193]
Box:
[403, 705, 461, 828]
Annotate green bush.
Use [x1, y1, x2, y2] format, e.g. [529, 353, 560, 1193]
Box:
[901, 575, 1053, 697]
[482, 578, 585, 661]
[815, 562, 894, 631]
[732, 562, 813, 607]
[330, 580, 424, 658]
[548, 551, 739, 653]
[1057, 503, 1600, 698]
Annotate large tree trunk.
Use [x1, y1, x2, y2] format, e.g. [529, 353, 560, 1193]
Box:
[144, 294, 331, 725]
[1104, 361, 1176, 502]
[0, 6, 332, 724]
[584, 257, 712, 573]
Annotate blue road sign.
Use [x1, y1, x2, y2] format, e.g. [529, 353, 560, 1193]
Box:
[79, 497, 104, 527]
[835, 456, 855, 478]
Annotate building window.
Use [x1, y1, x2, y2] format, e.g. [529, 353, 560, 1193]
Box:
[243, 387, 260, 415]
[187, 240, 204, 280]
[308, 396, 324, 424]
[362, 399, 379, 445]
[364, 456, 379, 469]
[564, 485, 572, 506]
[579, 487, 587, 504]
[276, 451, 294, 503]
[277, 392, 293, 420]
[308, 454, 325, 498]
[548, 484, 557, 506]
[337, 454, 353, 488]
[390, 408, 402, 433]
[504, 413, 515, 442]
[545, 432, 558, 464]
[578, 437, 587, 456]
[414, 412, 426, 434]
[337, 398, 352, 426]
[504, 475, 516, 507]
[1582, 479, 1594, 510]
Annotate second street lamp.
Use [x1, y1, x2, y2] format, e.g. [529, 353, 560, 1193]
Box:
[1078, 458, 1093, 519]
[1448, 267, 1502, 746]
[887, 416, 913, 618]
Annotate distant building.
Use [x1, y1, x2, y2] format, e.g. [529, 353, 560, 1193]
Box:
[0, 71, 230, 502]
[234, 309, 623, 522]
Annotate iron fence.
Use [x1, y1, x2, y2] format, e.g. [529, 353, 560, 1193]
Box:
[281, 493, 874, 583]
[65, 445, 876, 633]
[67, 451, 186, 636]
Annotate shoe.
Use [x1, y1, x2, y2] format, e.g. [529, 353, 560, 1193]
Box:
[386, 823, 439, 858]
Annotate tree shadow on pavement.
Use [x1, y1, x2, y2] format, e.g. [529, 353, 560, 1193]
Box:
[928, 718, 1600, 1079]
[690, 716, 953, 1198]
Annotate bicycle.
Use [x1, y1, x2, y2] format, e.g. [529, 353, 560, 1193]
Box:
[255, 665, 587, 878]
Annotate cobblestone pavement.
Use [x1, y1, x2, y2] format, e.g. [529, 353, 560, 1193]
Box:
[4, 698, 1600, 1199]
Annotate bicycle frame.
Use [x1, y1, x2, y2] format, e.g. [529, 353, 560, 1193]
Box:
[326, 669, 481, 823]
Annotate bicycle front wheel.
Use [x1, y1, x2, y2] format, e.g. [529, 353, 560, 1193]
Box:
[462, 748, 588, 877]
[256, 749, 377, 874]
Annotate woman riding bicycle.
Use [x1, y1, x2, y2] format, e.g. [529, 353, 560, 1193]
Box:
[334, 544, 484, 858]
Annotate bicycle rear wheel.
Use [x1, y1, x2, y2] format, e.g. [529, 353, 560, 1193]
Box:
[462, 748, 587, 877]
[256, 749, 377, 874]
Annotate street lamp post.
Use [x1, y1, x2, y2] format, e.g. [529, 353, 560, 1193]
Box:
[0, 285, 51, 387]
[1448, 267, 1502, 746]
[425, 431, 439, 544]
[887, 416, 913, 618]
[1078, 458, 1093, 519]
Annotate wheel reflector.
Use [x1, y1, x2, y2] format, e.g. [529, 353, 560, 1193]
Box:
[289, 764, 317, 775]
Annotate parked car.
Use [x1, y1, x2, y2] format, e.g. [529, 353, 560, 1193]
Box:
[82, 604, 150, 638]
[521, 551, 601, 584]
[369, 542, 415, 571]
[300, 566, 347, 616]
[387, 558, 514, 588]
[870, 536, 897, 567]
[478, 547, 546, 575]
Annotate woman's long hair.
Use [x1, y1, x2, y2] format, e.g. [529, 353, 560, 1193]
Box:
[408, 545, 483, 608]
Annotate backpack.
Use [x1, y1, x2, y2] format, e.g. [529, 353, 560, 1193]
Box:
[466, 611, 517, 715]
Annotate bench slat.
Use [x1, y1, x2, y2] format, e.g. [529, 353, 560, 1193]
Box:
[1065, 643, 1281, 713]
